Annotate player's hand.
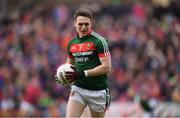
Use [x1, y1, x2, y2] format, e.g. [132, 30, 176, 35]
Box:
[54, 74, 73, 85]
[65, 66, 85, 80]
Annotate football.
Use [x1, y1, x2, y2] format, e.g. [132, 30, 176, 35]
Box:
[56, 63, 74, 85]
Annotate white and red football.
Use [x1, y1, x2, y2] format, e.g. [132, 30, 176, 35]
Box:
[56, 63, 74, 85]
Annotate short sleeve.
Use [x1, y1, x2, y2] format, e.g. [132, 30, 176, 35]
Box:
[66, 40, 73, 59]
[96, 38, 110, 57]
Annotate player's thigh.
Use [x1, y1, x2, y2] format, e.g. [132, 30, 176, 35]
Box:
[66, 99, 85, 117]
[90, 110, 105, 117]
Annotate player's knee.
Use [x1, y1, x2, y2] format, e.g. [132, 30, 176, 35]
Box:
[90, 111, 105, 117]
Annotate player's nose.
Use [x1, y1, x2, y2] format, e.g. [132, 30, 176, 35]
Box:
[82, 24, 86, 29]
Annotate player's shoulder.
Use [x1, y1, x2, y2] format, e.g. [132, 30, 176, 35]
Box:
[91, 31, 106, 40]
[68, 36, 77, 44]
[90, 31, 108, 44]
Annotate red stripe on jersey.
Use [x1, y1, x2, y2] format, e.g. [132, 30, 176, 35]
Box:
[70, 42, 95, 53]
[98, 52, 110, 57]
[67, 55, 73, 58]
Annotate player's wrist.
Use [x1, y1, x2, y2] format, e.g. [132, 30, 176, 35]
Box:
[84, 70, 88, 77]
[77, 70, 86, 79]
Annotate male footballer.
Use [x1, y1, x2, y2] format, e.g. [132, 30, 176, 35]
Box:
[58, 8, 111, 117]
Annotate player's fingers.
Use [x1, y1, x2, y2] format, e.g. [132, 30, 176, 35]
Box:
[65, 71, 74, 74]
[70, 66, 77, 71]
[65, 72, 74, 77]
[65, 76, 74, 80]
[65, 73, 73, 76]
[65, 73, 75, 78]
[67, 78, 74, 83]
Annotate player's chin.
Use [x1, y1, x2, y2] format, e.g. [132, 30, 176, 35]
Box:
[79, 32, 88, 37]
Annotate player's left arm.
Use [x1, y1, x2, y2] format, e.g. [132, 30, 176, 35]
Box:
[65, 55, 111, 80]
[85, 36, 111, 77]
[85, 55, 111, 77]
[67, 57, 75, 65]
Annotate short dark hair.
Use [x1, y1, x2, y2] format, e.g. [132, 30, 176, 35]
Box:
[74, 8, 93, 20]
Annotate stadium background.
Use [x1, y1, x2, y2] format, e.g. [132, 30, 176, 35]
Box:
[0, 0, 179, 117]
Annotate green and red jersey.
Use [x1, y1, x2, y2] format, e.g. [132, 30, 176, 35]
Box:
[67, 31, 110, 90]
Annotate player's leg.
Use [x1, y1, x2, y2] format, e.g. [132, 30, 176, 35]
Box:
[66, 99, 85, 117]
[66, 87, 87, 117]
[88, 88, 111, 118]
[89, 110, 105, 117]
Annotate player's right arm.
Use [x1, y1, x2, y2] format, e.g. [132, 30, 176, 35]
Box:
[66, 39, 75, 65]
[65, 39, 83, 81]
[67, 57, 75, 65]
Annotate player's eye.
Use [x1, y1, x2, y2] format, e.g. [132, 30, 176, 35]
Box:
[84, 23, 89, 26]
[78, 23, 89, 26]
[78, 23, 83, 26]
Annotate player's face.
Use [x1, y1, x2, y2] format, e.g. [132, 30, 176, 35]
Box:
[74, 16, 92, 38]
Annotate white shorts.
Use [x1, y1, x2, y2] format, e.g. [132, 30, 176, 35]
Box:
[69, 85, 111, 112]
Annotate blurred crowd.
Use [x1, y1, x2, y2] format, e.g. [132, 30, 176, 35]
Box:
[0, 1, 179, 117]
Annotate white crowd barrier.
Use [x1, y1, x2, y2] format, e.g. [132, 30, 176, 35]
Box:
[81, 101, 180, 117]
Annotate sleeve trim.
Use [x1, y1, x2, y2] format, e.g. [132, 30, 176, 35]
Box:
[98, 53, 110, 57]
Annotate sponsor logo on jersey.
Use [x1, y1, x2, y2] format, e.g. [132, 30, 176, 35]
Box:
[74, 57, 89, 62]
[72, 51, 93, 57]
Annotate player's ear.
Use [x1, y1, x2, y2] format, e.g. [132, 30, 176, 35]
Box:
[74, 20, 77, 27]
[89, 19, 93, 29]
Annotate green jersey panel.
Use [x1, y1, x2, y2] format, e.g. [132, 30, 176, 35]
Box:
[67, 31, 110, 90]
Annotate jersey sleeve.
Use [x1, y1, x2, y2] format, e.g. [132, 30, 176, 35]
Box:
[96, 38, 110, 57]
[66, 40, 73, 59]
